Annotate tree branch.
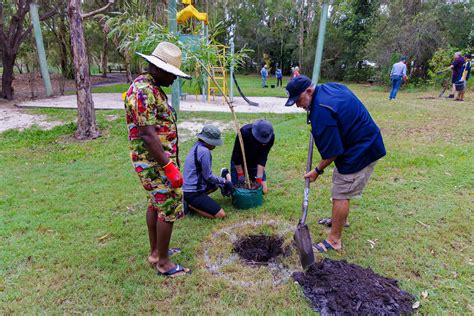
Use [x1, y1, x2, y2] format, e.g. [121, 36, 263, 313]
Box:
[82, 0, 114, 19]
[14, 8, 58, 53]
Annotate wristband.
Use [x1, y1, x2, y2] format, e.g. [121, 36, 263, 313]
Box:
[315, 167, 324, 175]
[163, 160, 173, 169]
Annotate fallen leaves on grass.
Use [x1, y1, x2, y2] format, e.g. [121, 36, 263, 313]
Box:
[412, 301, 421, 309]
[98, 233, 111, 242]
[367, 239, 378, 249]
[421, 290, 428, 299]
[416, 220, 430, 228]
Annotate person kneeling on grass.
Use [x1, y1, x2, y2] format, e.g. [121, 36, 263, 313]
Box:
[183, 125, 233, 219]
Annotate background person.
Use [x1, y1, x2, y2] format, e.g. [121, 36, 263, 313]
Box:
[456, 53, 471, 102]
[284, 75, 386, 253]
[182, 125, 233, 219]
[389, 56, 408, 100]
[293, 66, 300, 78]
[448, 52, 465, 99]
[260, 64, 269, 88]
[275, 65, 283, 87]
[230, 119, 275, 194]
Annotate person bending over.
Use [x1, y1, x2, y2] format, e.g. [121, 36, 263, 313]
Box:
[230, 119, 274, 194]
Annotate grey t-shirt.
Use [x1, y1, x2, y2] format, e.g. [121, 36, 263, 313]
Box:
[182, 141, 225, 193]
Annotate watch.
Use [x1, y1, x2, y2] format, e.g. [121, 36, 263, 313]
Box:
[315, 167, 324, 175]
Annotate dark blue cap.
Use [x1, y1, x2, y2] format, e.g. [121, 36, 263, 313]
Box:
[284, 75, 312, 106]
[251, 119, 274, 144]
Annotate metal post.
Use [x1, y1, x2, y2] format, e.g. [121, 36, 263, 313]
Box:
[230, 27, 235, 102]
[311, 0, 329, 84]
[201, 20, 207, 101]
[168, 0, 180, 110]
[30, 3, 53, 97]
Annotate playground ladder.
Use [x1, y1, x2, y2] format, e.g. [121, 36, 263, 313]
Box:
[207, 45, 228, 104]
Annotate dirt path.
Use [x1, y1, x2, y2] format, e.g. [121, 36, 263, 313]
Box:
[16, 93, 303, 113]
[2, 93, 300, 134]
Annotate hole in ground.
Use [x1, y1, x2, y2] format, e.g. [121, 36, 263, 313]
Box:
[233, 234, 283, 264]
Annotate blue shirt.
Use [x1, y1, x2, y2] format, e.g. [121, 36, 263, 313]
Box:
[462, 60, 471, 81]
[182, 141, 225, 193]
[390, 61, 406, 77]
[309, 83, 386, 174]
[275, 69, 282, 78]
[260, 67, 268, 79]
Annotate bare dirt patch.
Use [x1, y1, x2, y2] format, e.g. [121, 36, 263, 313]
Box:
[3, 73, 125, 99]
[177, 119, 233, 142]
[0, 109, 63, 133]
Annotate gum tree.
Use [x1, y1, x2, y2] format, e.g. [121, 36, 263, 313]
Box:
[67, 0, 114, 139]
[0, 0, 55, 100]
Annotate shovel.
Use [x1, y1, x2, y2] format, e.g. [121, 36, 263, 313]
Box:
[294, 134, 316, 270]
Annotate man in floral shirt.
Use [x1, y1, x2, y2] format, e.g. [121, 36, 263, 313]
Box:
[125, 42, 191, 277]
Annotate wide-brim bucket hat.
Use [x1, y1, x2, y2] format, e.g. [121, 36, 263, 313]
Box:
[251, 119, 274, 144]
[197, 124, 223, 146]
[137, 42, 191, 79]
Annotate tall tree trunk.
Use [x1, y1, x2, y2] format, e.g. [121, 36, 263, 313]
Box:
[124, 54, 133, 83]
[1, 52, 16, 100]
[298, 0, 304, 72]
[101, 34, 108, 78]
[58, 15, 75, 80]
[68, 0, 99, 140]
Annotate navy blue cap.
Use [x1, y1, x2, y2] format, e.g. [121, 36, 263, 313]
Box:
[251, 119, 274, 144]
[284, 75, 312, 106]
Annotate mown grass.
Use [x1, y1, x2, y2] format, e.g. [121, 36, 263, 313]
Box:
[1, 85, 473, 314]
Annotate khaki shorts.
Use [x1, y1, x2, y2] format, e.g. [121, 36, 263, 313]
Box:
[331, 162, 377, 200]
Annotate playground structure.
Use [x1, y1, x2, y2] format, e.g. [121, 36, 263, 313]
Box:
[176, 0, 257, 106]
[177, 0, 225, 103]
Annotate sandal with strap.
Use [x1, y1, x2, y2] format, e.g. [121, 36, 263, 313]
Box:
[313, 240, 341, 253]
[157, 264, 191, 278]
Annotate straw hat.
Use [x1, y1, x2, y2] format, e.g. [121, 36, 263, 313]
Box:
[136, 42, 191, 79]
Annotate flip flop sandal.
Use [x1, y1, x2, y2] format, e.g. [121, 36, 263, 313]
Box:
[313, 240, 340, 253]
[157, 264, 191, 278]
[318, 217, 350, 228]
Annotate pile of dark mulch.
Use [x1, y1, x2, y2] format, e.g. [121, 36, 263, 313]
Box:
[293, 259, 414, 315]
[233, 234, 283, 264]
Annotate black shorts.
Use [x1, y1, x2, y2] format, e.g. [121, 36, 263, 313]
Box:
[183, 191, 221, 216]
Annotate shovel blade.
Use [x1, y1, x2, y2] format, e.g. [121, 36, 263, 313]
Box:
[294, 223, 315, 270]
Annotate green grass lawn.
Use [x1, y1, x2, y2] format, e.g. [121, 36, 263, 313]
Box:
[87, 74, 323, 97]
[1, 85, 473, 313]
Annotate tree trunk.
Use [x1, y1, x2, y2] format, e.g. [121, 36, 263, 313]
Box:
[1, 52, 16, 100]
[298, 0, 304, 72]
[124, 54, 133, 83]
[58, 15, 75, 80]
[68, 0, 99, 140]
[101, 34, 108, 78]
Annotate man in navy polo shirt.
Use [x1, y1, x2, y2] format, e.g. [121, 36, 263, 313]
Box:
[285, 75, 386, 253]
